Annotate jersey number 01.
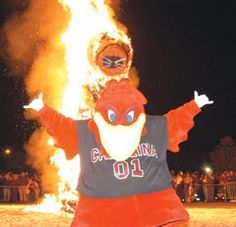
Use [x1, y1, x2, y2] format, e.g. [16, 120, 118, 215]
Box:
[113, 158, 144, 180]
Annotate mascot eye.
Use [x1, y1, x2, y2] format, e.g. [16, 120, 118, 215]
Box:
[108, 109, 116, 122]
[126, 111, 134, 123]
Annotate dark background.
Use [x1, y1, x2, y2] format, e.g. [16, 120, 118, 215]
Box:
[0, 0, 235, 172]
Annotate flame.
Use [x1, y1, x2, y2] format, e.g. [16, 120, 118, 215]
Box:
[25, 0, 131, 215]
[59, 0, 132, 118]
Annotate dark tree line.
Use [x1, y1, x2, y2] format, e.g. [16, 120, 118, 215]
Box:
[210, 136, 236, 172]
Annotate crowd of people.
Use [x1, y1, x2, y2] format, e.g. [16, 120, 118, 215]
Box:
[0, 172, 41, 203]
[171, 170, 236, 203]
[0, 170, 236, 204]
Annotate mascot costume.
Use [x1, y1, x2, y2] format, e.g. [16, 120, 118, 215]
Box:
[24, 35, 213, 227]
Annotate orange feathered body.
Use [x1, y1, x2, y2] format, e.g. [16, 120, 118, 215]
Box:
[39, 80, 200, 226]
[71, 189, 189, 227]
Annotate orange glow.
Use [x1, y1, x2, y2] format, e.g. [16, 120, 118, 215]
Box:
[4, 149, 11, 155]
[59, 0, 132, 118]
[25, 0, 132, 214]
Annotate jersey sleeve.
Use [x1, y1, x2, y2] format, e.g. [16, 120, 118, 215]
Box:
[165, 100, 201, 152]
[38, 106, 78, 160]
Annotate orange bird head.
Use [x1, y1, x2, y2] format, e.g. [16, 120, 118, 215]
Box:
[89, 79, 147, 161]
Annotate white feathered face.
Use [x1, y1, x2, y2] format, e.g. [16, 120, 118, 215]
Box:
[93, 111, 146, 161]
[88, 79, 147, 161]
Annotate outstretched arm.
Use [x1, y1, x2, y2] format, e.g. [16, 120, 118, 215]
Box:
[165, 91, 213, 152]
[24, 94, 78, 159]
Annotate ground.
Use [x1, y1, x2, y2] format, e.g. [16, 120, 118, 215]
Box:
[185, 202, 236, 227]
[0, 203, 236, 227]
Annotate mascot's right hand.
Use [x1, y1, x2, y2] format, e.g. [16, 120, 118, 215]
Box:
[194, 90, 214, 108]
[24, 93, 44, 111]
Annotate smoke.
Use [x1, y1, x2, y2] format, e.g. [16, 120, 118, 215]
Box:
[0, 0, 70, 193]
[104, 0, 129, 36]
[0, 0, 139, 193]
[24, 129, 60, 193]
[105, 0, 127, 19]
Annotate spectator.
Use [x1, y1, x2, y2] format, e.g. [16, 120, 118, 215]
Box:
[216, 172, 227, 201]
[11, 174, 19, 202]
[18, 172, 28, 202]
[174, 171, 185, 202]
[184, 172, 193, 203]
[2, 173, 11, 202]
[226, 171, 236, 201]
[0, 174, 3, 201]
[192, 172, 203, 201]
[27, 178, 40, 202]
[202, 172, 215, 202]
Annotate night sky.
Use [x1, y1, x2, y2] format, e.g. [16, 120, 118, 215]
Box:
[0, 0, 235, 172]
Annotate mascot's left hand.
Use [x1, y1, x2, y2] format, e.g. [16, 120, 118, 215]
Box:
[23, 93, 44, 111]
[194, 90, 214, 108]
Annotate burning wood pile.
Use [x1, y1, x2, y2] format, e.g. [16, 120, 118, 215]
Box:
[20, 0, 137, 215]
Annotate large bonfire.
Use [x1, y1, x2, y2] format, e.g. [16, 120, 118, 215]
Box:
[24, 0, 135, 214]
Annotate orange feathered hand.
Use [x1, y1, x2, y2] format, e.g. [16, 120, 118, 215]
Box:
[165, 100, 201, 152]
[39, 106, 78, 160]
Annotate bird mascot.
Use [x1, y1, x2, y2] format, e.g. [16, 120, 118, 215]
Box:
[24, 76, 213, 226]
